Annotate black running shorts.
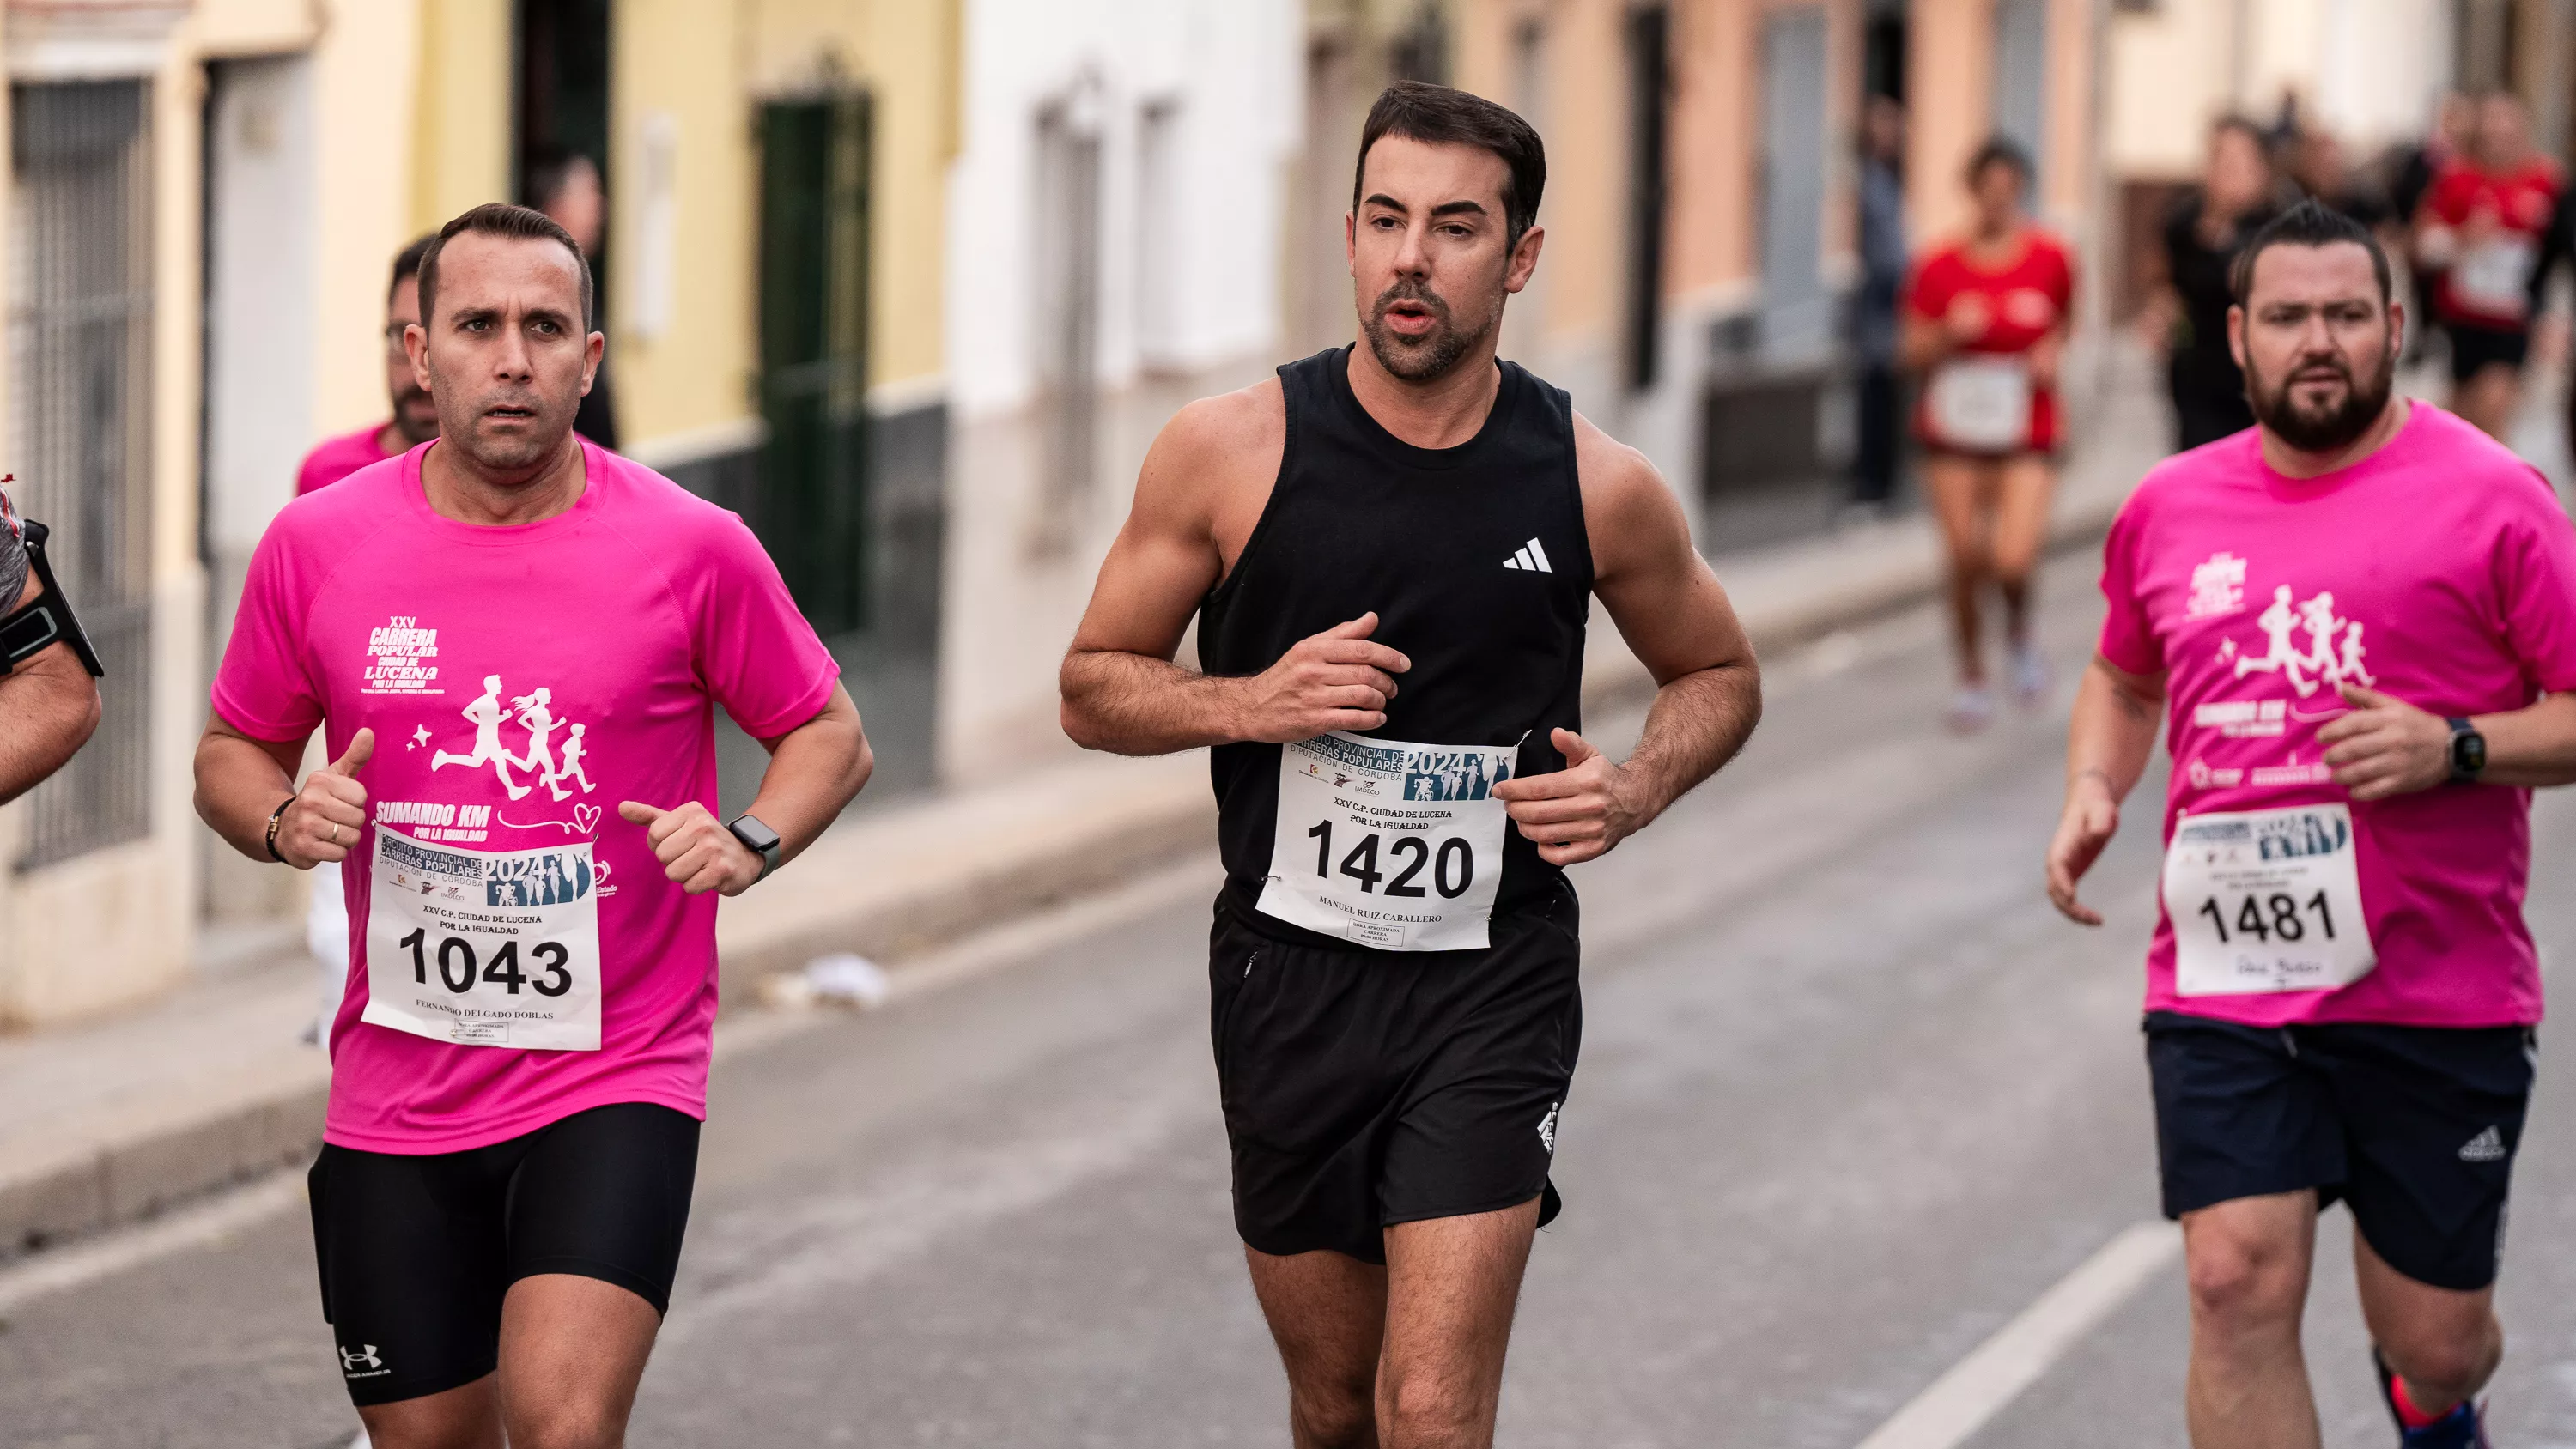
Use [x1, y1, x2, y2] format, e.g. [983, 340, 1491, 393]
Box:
[2446, 321, 2530, 382]
[308, 1101, 701, 1406]
[1210, 893, 1580, 1264]
[2145, 1012, 2534, 1291]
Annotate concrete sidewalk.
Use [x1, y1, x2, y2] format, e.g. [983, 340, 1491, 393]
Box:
[0, 346, 2172, 1262]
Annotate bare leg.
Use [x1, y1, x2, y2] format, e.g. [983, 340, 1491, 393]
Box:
[1246, 1246, 1390, 1449]
[2354, 1230, 2503, 1416]
[494, 1273, 663, 1449]
[1922, 455, 1997, 686]
[1989, 454, 2058, 646]
[2182, 1191, 2322, 1449]
[1376, 1198, 1540, 1449]
[355, 1375, 504, 1449]
[2454, 362, 2521, 441]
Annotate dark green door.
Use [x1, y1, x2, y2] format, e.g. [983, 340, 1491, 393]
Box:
[757, 94, 871, 634]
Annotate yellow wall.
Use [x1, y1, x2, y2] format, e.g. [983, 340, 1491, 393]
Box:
[410, 0, 513, 233]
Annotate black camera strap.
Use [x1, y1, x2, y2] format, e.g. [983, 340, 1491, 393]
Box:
[0, 520, 103, 677]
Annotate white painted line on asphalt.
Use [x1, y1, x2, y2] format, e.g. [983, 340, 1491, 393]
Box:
[1853, 1220, 2182, 1449]
[0, 1169, 306, 1317]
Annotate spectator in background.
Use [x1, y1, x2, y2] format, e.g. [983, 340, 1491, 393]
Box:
[2148, 117, 2279, 451]
[527, 147, 621, 450]
[2292, 127, 2394, 233]
[2416, 92, 2561, 440]
[1850, 95, 1908, 514]
[2391, 92, 2473, 364]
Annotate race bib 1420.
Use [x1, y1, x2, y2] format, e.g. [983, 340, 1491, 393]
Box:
[1257, 732, 1514, 952]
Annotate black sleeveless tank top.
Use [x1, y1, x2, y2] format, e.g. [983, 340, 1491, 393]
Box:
[1200, 346, 1593, 946]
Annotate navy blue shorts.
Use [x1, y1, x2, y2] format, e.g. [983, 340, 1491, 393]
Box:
[2145, 1012, 2535, 1291]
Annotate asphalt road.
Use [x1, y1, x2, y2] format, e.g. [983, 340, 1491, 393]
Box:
[9, 548, 2576, 1449]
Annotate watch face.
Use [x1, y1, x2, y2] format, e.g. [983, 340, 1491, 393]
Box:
[2462, 734, 2488, 773]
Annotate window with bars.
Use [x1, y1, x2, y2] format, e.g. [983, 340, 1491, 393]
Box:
[10, 79, 154, 868]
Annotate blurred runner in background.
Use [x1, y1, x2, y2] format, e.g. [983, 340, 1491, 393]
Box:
[2291, 127, 2394, 235]
[2414, 93, 2561, 440]
[1902, 137, 2074, 731]
[292, 234, 439, 1046]
[1850, 95, 1909, 516]
[2149, 117, 2280, 452]
[528, 149, 620, 451]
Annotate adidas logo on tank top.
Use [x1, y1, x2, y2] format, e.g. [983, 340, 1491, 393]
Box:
[1502, 537, 1553, 573]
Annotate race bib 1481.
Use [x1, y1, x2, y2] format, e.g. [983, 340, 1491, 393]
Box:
[2162, 803, 2375, 997]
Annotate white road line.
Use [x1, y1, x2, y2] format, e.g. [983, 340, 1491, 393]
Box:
[1855, 1220, 2183, 1449]
[0, 1169, 307, 1317]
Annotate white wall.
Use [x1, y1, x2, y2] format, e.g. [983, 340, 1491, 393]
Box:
[945, 0, 1300, 417]
[204, 55, 316, 577]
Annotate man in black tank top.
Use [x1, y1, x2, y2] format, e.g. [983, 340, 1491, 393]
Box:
[1062, 82, 1761, 1448]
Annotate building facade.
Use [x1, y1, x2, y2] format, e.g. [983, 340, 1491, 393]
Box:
[0, 0, 961, 1028]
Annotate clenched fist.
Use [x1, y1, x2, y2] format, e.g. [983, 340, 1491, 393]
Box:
[1492, 729, 1648, 867]
[277, 729, 374, 870]
[618, 799, 762, 896]
[1232, 613, 1412, 743]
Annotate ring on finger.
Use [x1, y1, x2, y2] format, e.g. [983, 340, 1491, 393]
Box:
[329, 822, 340, 844]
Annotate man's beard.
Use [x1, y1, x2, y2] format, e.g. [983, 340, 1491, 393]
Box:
[1358, 278, 1493, 383]
[391, 384, 440, 445]
[2245, 343, 2392, 452]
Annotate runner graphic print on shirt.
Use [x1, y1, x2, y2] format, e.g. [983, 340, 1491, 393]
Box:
[430, 672, 598, 802]
[2226, 583, 2375, 698]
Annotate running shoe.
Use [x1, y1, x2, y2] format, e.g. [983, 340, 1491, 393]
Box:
[2009, 643, 2052, 707]
[2374, 1349, 2490, 1448]
[1945, 685, 1995, 733]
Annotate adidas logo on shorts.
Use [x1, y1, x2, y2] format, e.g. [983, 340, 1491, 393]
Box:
[1537, 1101, 1559, 1154]
[2458, 1125, 2508, 1162]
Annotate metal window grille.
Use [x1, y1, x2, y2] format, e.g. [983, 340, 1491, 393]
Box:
[11, 80, 154, 868]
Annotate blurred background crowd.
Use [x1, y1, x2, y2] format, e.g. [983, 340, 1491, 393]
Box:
[0, 0, 2567, 1040]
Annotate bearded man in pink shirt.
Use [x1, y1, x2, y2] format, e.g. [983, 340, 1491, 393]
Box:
[298, 235, 442, 497]
[2050, 200, 2576, 1449]
[195, 203, 872, 1447]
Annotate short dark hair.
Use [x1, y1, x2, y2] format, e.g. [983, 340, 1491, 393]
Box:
[1353, 81, 1546, 251]
[416, 203, 597, 333]
[2228, 197, 2391, 306]
[1965, 135, 2032, 189]
[388, 233, 435, 300]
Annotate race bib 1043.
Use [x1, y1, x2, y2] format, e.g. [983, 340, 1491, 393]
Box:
[362, 825, 604, 1049]
[2162, 803, 2375, 997]
[1257, 731, 1513, 952]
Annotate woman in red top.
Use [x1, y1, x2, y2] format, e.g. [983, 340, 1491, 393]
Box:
[2414, 91, 2561, 440]
[1904, 137, 2075, 731]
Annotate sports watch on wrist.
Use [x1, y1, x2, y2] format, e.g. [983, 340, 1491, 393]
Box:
[2446, 717, 2488, 784]
[727, 813, 781, 882]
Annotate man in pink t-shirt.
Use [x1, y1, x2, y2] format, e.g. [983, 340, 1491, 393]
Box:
[297, 234, 443, 498]
[2050, 201, 2576, 1449]
[196, 204, 872, 1441]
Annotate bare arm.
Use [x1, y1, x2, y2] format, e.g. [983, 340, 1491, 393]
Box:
[0, 567, 100, 803]
[619, 682, 872, 897]
[2319, 684, 2576, 794]
[2046, 656, 2167, 925]
[1491, 419, 1762, 865]
[195, 712, 364, 868]
[1060, 385, 1410, 755]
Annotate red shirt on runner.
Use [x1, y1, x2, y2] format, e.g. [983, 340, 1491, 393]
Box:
[1905, 229, 2075, 453]
[2423, 157, 2562, 329]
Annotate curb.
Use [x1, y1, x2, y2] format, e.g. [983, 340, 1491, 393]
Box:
[0, 451, 2147, 1263]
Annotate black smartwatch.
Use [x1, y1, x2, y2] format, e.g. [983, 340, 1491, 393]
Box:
[2446, 717, 2488, 783]
[727, 813, 781, 882]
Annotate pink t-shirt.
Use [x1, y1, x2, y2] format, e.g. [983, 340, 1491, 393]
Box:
[295, 423, 394, 496]
[2099, 403, 2576, 1028]
[215, 440, 839, 1152]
